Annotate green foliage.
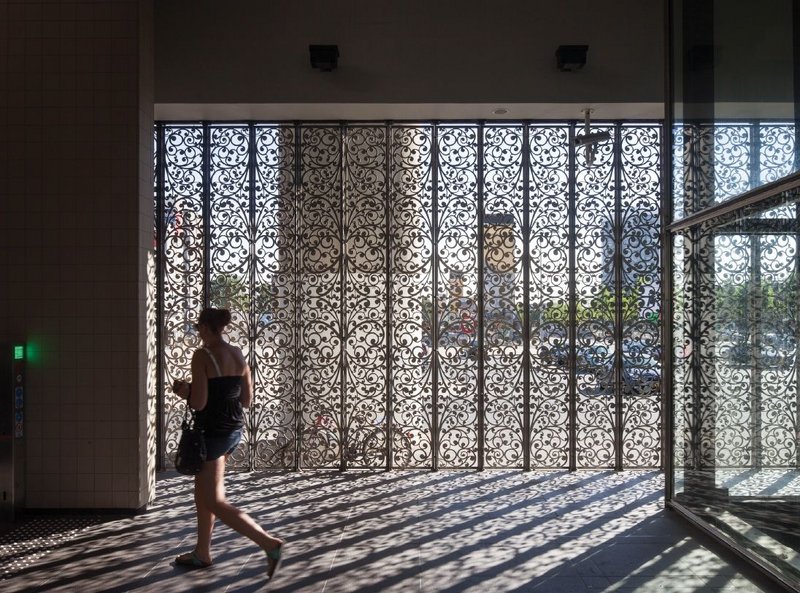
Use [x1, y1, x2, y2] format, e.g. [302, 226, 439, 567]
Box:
[714, 270, 797, 330]
[541, 277, 655, 324]
[209, 273, 277, 315]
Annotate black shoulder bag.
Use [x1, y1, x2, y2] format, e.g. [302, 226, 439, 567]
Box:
[175, 402, 206, 475]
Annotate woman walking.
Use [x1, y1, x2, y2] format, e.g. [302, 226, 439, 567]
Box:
[173, 307, 284, 578]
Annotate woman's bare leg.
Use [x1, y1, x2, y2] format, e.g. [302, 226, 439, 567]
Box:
[193, 470, 216, 564]
[196, 457, 282, 553]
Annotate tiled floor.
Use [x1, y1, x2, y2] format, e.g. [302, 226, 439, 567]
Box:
[0, 470, 788, 592]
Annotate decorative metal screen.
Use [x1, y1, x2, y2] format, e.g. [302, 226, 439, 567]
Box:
[673, 122, 797, 221]
[672, 121, 799, 480]
[154, 121, 663, 471]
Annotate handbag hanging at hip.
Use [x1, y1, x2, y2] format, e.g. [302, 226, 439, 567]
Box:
[175, 402, 206, 475]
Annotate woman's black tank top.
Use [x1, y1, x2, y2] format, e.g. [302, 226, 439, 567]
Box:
[195, 348, 244, 436]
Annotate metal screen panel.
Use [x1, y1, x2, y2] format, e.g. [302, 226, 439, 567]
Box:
[436, 126, 480, 468]
[619, 125, 662, 468]
[161, 125, 205, 465]
[252, 125, 297, 469]
[156, 121, 664, 471]
[208, 125, 252, 469]
[713, 231, 799, 468]
[390, 126, 435, 468]
[528, 125, 571, 468]
[574, 124, 617, 468]
[672, 122, 799, 488]
[483, 125, 526, 468]
[343, 126, 390, 469]
[295, 126, 343, 469]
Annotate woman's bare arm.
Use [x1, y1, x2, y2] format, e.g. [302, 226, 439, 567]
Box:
[239, 367, 253, 409]
[239, 349, 253, 408]
[189, 349, 209, 411]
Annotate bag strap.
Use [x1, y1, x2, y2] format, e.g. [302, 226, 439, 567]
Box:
[203, 347, 222, 377]
[182, 400, 196, 428]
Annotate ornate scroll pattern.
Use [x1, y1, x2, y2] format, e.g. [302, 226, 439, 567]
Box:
[714, 125, 751, 202]
[296, 126, 343, 468]
[713, 229, 799, 468]
[151, 132, 160, 469]
[208, 125, 252, 469]
[679, 224, 722, 473]
[757, 232, 797, 467]
[252, 125, 296, 469]
[677, 123, 796, 220]
[528, 125, 570, 468]
[156, 121, 666, 471]
[390, 126, 435, 468]
[760, 124, 796, 185]
[437, 125, 479, 468]
[714, 230, 797, 467]
[574, 124, 617, 468]
[146, 249, 158, 478]
[673, 123, 722, 473]
[690, 206, 800, 476]
[619, 125, 662, 468]
[162, 125, 204, 463]
[343, 126, 389, 468]
[696, 222, 721, 470]
[483, 126, 525, 468]
[672, 125, 686, 221]
[678, 124, 715, 218]
[672, 233, 689, 481]
[713, 234, 752, 466]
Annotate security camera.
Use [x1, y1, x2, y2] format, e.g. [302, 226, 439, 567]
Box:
[573, 131, 611, 147]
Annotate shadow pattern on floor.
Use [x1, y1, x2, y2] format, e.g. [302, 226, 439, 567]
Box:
[0, 470, 787, 593]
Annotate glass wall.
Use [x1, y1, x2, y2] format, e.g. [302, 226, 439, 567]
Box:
[672, 0, 798, 219]
[669, 1, 800, 589]
[672, 187, 800, 587]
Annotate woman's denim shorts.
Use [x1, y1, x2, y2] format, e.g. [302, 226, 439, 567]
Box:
[204, 429, 242, 461]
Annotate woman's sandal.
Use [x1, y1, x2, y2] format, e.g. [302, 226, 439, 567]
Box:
[175, 550, 212, 568]
[266, 541, 283, 579]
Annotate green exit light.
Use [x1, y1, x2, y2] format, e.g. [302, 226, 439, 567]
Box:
[13, 345, 24, 360]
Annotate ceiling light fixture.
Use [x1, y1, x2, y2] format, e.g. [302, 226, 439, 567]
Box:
[556, 45, 588, 72]
[309, 44, 339, 72]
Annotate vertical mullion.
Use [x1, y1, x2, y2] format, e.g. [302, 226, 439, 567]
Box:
[568, 122, 578, 471]
[339, 124, 347, 472]
[751, 238, 763, 469]
[687, 125, 703, 472]
[522, 124, 531, 471]
[749, 119, 762, 469]
[795, 202, 800, 469]
[247, 123, 257, 471]
[155, 123, 165, 471]
[477, 123, 485, 470]
[795, 0, 800, 174]
[202, 123, 211, 306]
[662, 123, 675, 489]
[614, 123, 625, 471]
[293, 123, 302, 471]
[432, 123, 440, 471]
[386, 122, 394, 470]
[690, 223, 703, 470]
[751, 121, 761, 191]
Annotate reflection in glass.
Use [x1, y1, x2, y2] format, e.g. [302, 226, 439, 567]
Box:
[672, 189, 800, 587]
